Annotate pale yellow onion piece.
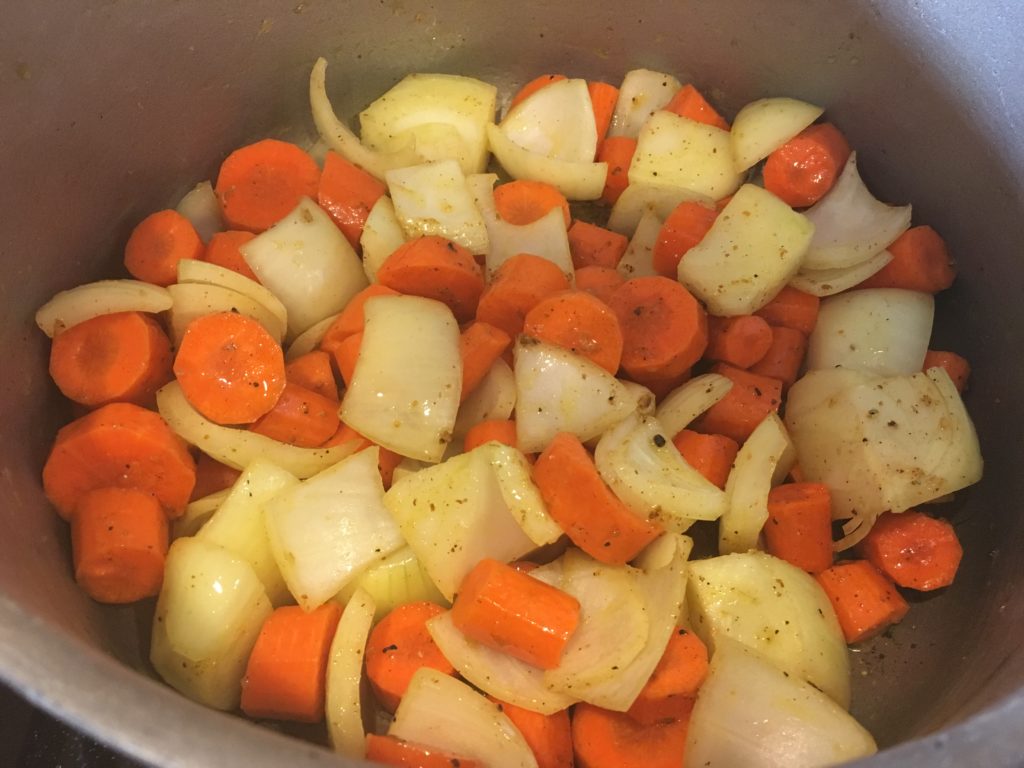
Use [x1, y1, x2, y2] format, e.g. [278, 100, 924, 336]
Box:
[806, 288, 934, 376]
[607, 181, 714, 237]
[616, 208, 662, 279]
[655, 373, 734, 437]
[501, 77, 597, 163]
[386, 160, 489, 254]
[427, 611, 578, 715]
[719, 412, 795, 555]
[486, 123, 607, 201]
[803, 152, 912, 270]
[36, 279, 172, 337]
[730, 97, 824, 173]
[241, 197, 368, 339]
[389, 668, 538, 768]
[684, 638, 875, 767]
[484, 442, 563, 545]
[175, 180, 223, 242]
[633, 531, 694, 572]
[284, 312, 338, 361]
[176, 259, 288, 331]
[340, 294, 461, 462]
[360, 195, 406, 282]
[326, 587, 376, 757]
[608, 68, 682, 139]
[678, 184, 814, 316]
[620, 379, 656, 416]
[309, 57, 423, 181]
[789, 248, 893, 297]
[687, 552, 850, 707]
[156, 381, 357, 477]
[629, 111, 744, 201]
[167, 282, 286, 346]
[454, 357, 516, 442]
[173, 489, 230, 540]
[390, 457, 430, 485]
[336, 546, 448, 623]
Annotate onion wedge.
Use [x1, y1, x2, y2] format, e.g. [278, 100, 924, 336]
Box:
[36, 279, 172, 337]
[325, 587, 376, 757]
[486, 123, 607, 201]
[655, 373, 734, 437]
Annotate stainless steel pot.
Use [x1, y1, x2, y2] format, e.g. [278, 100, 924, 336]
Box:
[2, 1, 1023, 765]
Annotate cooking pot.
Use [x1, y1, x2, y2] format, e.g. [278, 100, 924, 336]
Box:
[2, 0, 1022, 765]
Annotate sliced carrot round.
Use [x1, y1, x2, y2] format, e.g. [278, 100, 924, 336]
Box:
[494, 179, 571, 228]
[652, 201, 718, 278]
[476, 253, 571, 339]
[523, 290, 623, 374]
[762, 123, 851, 208]
[202, 230, 259, 282]
[376, 236, 485, 323]
[124, 209, 204, 287]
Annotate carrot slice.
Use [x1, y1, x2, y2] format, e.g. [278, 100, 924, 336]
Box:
[763, 482, 834, 574]
[652, 201, 718, 278]
[123, 209, 204, 287]
[494, 698, 573, 768]
[815, 560, 909, 644]
[190, 453, 242, 500]
[460, 321, 512, 399]
[49, 311, 173, 408]
[754, 285, 820, 336]
[71, 486, 168, 604]
[748, 325, 807, 388]
[664, 84, 729, 131]
[763, 123, 851, 208]
[574, 266, 626, 307]
[214, 138, 321, 233]
[476, 253, 571, 339]
[249, 381, 340, 448]
[693, 363, 784, 444]
[597, 136, 636, 206]
[365, 734, 484, 768]
[202, 230, 259, 282]
[856, 510, 963, 591]
[376, 236, 485, 323]
[509, 74, 568, 111]
[365, 601, 455, 713]
[320, 283, 401, 365]
[572, 702, 691, 768]
[317, 150, 387, 249]
[523, 290, 624, 374]
[671, 430, 738, 490]
[240, 602, 342, 722]
[43, 402, 196, 520]
[855, 225, 957, 293]
[172, 311, 286, 425]
[532, 432, 662, 565]
[568, 220, 629, 270]
[331, 331, 363, 389]
[626, 628, 707, 725]
[463, 418, 518, 453]
[922, 349, 970, 392]
[588, 81, 620, 149]
[285, 350, 339, 403]
[494, 179, 572, 228]
[705, 314, 773, 370]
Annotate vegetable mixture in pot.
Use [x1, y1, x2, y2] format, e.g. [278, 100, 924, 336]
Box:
[33, 58, 983, 768]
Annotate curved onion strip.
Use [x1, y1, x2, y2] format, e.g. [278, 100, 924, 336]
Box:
[654, 373, 734, 437]
[454, 357, 516, 441]
[285, 312, 339, 361]
[607, 181, 713, 237]
[789, 249, 893, 297]
[620, 380, 656, 416]
[167, 282, 286, 345]
[177, 259, 288, 331]
[35, 279, 172, 337]
[175, 180, 223, 243]
[486, 123, 607, 201]
[608, 68, 681, 139]
[172, 489, 230, 540]
[156, 382, 357, 477]
[325, 587, 376, 757]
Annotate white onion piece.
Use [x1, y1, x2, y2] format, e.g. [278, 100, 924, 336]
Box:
[427, 610, 577, 715]
[360, 195, 406, 282]
[789, 248, 893, 297]
[176, 259, 287, 331]
[806, 288, 934, 376]
[284, 312, 338, 361]
[688, 552, 850, 707]
[386, 160, 490, 254]
[175, 180, 223, 243]
[454, 357, 517, 442]
[325, 587, 376, 757]
[486, 123, 607, 201]
[167, 282, 286, 346]
[719, 413, 795, 555]
[803, 152, 912, 270]
[729, 97, 823, 173]
[36, 279, 172, 337]
[629, 111, 743, 201]
[595, 413, 728, 532]
[607, 181, 714, 237]
[634, 530, 694, 571]
[501, 78, 597, 162]
[336, 546, 448, 623]
[156, 382, 357, 477]
[616, 209, 661, 279]
[620, 380, 656, 416]
[655, 373, 734, 438]
[685, 638, 876, 767]
[309, 58, 423, 181]
[678, 184, 814, 316]
[389, 668, 538, 768]
[485, 443, 564, 545]
[608, 69, 681, 139]
[173, 489, 229, 540]
[264, 448, 404, 610]
[513, 337, 636, 453]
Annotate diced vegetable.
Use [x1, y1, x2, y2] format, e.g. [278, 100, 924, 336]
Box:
[336, 546, 448, 622]
[486, 123, 608, 201]
[608, 68, 682, 139]
[729, 97, 824, 173]
[500, 77, 598, 163]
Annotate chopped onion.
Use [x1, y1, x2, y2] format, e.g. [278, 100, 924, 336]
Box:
[175, 180, 223, 243]
[607, 181, 714, 237]
[173, 489, 229, 540]
[501, 78, 597, 163]
[325, 587, 376, 757]
[35, 279, 172, 337]
[176, 259, 288, 332]
[284, 312, 338, 361]
[729, 97, 823, 173]
[789, 248, 893, 297]
[485, 442, 564, 545]
[802, 152, 912, 270]
[655, 373, 734, 437]
[486, 123, 607, 201]
[620, 380, 656, 416]
[336, 546, 448, 623]
[167, 282, 286, 345]
[360, 195, 406, 282]
[608, 69, 681, 139]
[454, 357, 516, 442]
[616, 209, 661, 279]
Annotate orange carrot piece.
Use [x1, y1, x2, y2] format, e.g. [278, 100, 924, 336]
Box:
[463, 418, 518, 453]
[572, 702, 691, 768]
[629, 368, 693, 401]
[568, 220, 629, 270]
[816, 560, 910, 644]
[693, 363, 784, 444]
[320, 283, 401, 367]
[627, 629, 708, 725]
[172, 311, 286, 425]
[460, 321, 512, 399]
[763, 482, 834, 574]
[317, 150, 387, 249]
[376, 236, 486, 323]
[754, 285, 820, 336]
[322, 423, 403, 488]
[202, 230, 259, 282]
[856, 225, 957, 293]
[664, 84, 729, 131]
[366, 601, 454, 713]
[856, 510, 963, 591]
[49, 311, 173, 408]
[190, 453, 242, 500]
[123, 209, 204, 287]
[588, 81, 620, 148]
[523, 290, 624, 374]
[365, 734, 483, 768]
[477, 253, 572, 339]
[240, 602, 342, 722]
[671, 430, 738, 490]
[651, 201, 718, 278]
[43, 402, 196, 520]
[762, 123, 852, 208]
[495, 698, 573, 768]
[71, 486, 169, 604]
[214, 138, 321, 233]
[574, 266, 627, 308]
[597, 136, 637, 206]
[705, 314, 774, 369]
[494, 179, 572, 228]
[608, 276, 708, 381]
[532, 432, 662, 565]
[748, 325, 807, 388]
[285, 350, 339, 403]
[249, 381, 340, 448]
[923, 349, 970, 392]
[451, 558, 581, 670]
[332, 331, 363, 388]
[509, 74, 568, 111]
